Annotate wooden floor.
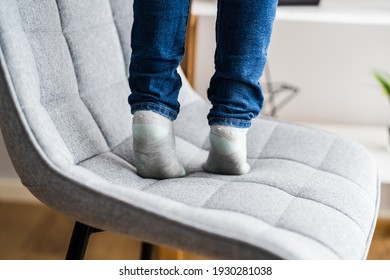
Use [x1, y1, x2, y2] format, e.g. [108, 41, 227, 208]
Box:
[0, 201, 389, 260]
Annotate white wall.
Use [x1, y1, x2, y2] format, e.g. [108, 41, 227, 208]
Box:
[266, 20, 390, 124]
[193, 0, 390, 125]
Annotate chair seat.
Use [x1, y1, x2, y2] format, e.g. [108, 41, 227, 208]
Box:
[64, 101, 379, 259]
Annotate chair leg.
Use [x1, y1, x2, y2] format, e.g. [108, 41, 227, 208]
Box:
[66, 221, 154, 260]
[66, 221, 101, 260]
[140, 242, 154, 260]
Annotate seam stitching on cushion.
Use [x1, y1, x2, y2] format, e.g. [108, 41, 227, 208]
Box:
[186, 175, 369, 234]
[40, 77, 125, 112]
[285, 186, 364, 234]
[215, 207, 343, 259]
[110, 135, 132, 152]
[13, 1, 82, 165]
[54, 0, 111, 160]
[199, 179, 236, 207]
[138, 177, 166, 191]
[190, 167, 373, 203]
[201, 198, 356, 259]
[76, 151, 155, 189]
[216, 122, 373, 203]
[80, 78, 129, 149]
[80, 79, 125, 96]
[20, 30, 62, 34]
[109, 12, 132, 20]
[76, 151, 107, 166]
[76, 148, 133, 168]
[25, 181, 289, 259]
[101, 179, 346, 258]
[107, 2, 136, 157]
[318, 137, 337, 169]
[250, 122, 279, 160]
[174, 125, 209, 151]
[62, 21, 114, 34]
[253, 157, 374, 200]
[40, 94, 73, 106]
[16, 0, 29, 32]
[273, 178, 305, 228]
[25, 176, 347, 259]
[107, 0, 129, 76]
[20, 21, 115, 34]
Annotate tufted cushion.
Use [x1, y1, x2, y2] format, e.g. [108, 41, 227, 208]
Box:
[0, 0, 379, 259]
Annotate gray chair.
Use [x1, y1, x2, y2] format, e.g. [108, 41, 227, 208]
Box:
[0, 0, 380, 260]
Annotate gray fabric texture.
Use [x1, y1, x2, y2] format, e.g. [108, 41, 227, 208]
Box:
[204, 125, 250, 175]
[132, 110, 186, 179]
[0, 0, 380, 259]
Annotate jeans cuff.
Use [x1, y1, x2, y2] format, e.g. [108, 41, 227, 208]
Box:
[131, 102, 178, 120]
[208, 117, 251, 128]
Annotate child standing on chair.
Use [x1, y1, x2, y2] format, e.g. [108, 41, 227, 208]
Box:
[129, 0, 278, 179]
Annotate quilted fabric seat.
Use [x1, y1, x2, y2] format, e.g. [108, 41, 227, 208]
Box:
[0, 0, 379, 259]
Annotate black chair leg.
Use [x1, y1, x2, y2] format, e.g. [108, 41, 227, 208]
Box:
[66, 221, 154, 260]
[140, 242, 154, 260]
[66, 221, 102, 260]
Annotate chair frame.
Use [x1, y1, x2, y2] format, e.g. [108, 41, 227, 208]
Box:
[66, 221, 154, 260]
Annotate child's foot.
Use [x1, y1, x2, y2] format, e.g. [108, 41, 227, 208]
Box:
[204, 125, 250, 175]
[132, 110, 186, 179]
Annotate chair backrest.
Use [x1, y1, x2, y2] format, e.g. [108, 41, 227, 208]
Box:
[0, 0, 135, 186]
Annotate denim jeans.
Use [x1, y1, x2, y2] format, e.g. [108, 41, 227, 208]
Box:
[129, 0, 278, 128]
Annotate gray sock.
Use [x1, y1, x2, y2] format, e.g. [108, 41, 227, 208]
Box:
[204, 125, 251, 175]
[132, 110, 186, 179]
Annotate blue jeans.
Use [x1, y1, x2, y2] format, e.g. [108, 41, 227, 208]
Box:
[129, 0, 278, 128]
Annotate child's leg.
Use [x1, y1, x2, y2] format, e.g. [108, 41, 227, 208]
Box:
[129, 0, 190, 179]
[132, 110, 185, 179]
[205, 125, 250, 175]
[204, 0, 278, 175]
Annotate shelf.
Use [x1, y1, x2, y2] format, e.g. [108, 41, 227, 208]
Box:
[191, 0, 216, 17]
[192, 0, 390, 25]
